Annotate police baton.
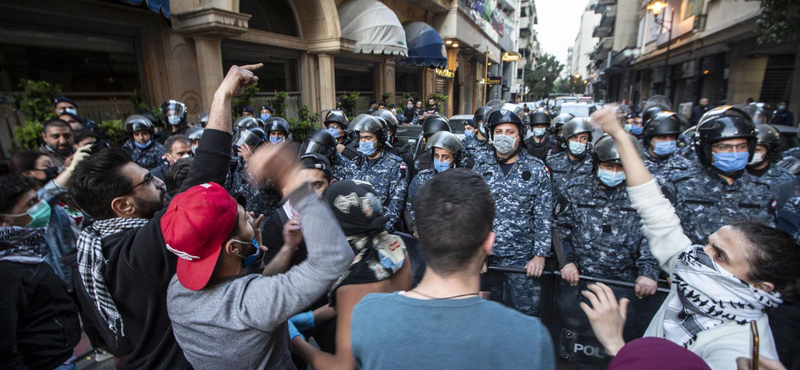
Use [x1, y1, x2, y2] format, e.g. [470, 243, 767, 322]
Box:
[487, 265, 671, 294]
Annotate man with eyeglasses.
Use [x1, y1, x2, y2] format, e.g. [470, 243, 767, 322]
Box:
[64, 64, 264, 370]
[664, 106, 777, 245]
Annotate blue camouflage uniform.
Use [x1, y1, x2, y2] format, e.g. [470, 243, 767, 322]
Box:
[331, 152, 352, 181]
[643, 150, 697, 187]
[474, 150, 553, 316]
[228, 162, 282, 219]
[751, 165, 796, 189]
[345, 150, 408, 232]
[676, 134, 695, 161]
[782, 147, 800, 160]
[778, 196, 800, 242]
[545, 148, 594, 196]
[554, 174, 660, 283]
[666, 167, 777, 245]
[405, 168, 436, 230]
[125, 139, 166, 170]
[462, 135, 489, 159]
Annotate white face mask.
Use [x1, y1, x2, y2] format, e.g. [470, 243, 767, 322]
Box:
[749, 152, 765, 165]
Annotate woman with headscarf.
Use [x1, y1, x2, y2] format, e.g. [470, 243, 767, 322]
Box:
[289, 179, 413, 370]
[586, 107, 800, 370]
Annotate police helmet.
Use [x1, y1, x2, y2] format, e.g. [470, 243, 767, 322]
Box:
[161, 100, 188, 126]
[234, 116, 261, 131]
[641, 105, 665, 125]
[698, 105, 751, 126]
[486, 105, 525, 140]
[124, 114, 155, 135]
[642, 112, 681, 147]
[300, 152, 333, 180]
[473, 106, 493, 125]
[561, 118, 594, 142]
[231, 127, 266, 153]
[593, 134, 643, 170]
[754, 124, 782, 161]
[529, 110, 551, 126]
[373, 110, 399, 142]
[351, 114, 387, 146]
[324, 110, 350, 131]
[550, 113, 575, 134]
[427, 131, 464, 165]
[265, 117, 291, 136]
[694, 110, 757, 166]
[421, 115, 452, 137]
[186, 126, 205, 141]
[198, 112, 209, 127]
[300, 128, 338, 161]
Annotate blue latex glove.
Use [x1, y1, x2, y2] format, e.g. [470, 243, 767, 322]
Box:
[289, 310, 315, 332]
[287, 321, 305, 341]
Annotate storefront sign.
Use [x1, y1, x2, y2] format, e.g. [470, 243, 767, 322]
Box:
[502, 51, 522, 62]
[486, 76, 502, 85]
[436, 68, 455, 79]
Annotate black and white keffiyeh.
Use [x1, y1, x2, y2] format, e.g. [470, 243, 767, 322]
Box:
[0, 226, 48, 264]
[664, 245, 783, 347]
[77, 217, 148, 338]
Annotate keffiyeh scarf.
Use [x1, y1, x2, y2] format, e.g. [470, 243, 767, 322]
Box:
[327, 231, 406, 305]
[664, 245, 783, 347]
[0, 226, 48, 264]
[77, 217, 148, 338]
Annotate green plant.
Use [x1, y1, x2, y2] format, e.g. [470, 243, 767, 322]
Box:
[381, 92, 392, 104]
[289, 105, 321, 142]
[18, 79, 60, 123]
[402, 93, 418, 103]
[524, 53, 564, 100]
[232, 84, 261, 120]
[339, 92, 360, 119]
[99, 119, 127, 147]
[756, 0, 800, 45]
[13, 120, 44, 152]
[267, 91, 289, 118]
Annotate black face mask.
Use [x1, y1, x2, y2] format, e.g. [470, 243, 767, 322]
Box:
[41, 166, 59, 182]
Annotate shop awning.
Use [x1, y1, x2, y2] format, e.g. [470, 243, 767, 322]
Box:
[398, 22, 447, 68]
[119, 0, 171, 24]
[337, 0, 407, 57]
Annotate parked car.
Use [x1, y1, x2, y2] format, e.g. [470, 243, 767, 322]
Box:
[559, 102, 597, 118]
[771, 124, 800, 151]
[448, 114, 473, 140]
[394, 124, 423, 154]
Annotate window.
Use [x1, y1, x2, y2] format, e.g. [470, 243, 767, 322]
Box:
[681, 0, 702, 22]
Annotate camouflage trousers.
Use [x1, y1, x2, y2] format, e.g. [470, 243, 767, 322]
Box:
[481, 255, 542, 317]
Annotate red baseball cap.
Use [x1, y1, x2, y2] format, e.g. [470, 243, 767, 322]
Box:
[161, 182, 238, 291]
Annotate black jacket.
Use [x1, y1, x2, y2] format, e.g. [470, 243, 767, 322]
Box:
[525, 135, 559, 161]
[156, 125, 190, 144]
[0, 260, 81, 370]
[67, 129, 233, 370]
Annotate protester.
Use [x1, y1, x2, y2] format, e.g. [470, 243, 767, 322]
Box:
[350, 169, 555, 369]
[591, 106, 800, 370]
[151, 134, 192, 180]
[40, 119, 75, 171]
[164, 158, 193, 198]
[0, 176, 82, 370]
[66, 64, 265, 370]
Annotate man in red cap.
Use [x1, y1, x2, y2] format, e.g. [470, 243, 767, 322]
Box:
[66, 63, 263, 370]
[165, 142, 353, 370]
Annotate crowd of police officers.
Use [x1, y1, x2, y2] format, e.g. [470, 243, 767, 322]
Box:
[118, 96, 799, 318]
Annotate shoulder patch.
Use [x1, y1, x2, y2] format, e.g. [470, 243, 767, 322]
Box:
[522, 171, 532, 181]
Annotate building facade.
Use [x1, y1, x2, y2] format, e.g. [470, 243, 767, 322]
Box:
[571, 0, 602, 93]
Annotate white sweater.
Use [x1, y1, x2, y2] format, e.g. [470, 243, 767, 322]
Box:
[628, 179, 778, 370]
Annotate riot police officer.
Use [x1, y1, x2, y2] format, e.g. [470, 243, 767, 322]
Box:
[462, 106, 492, 163]
[300, 128, 352, 181]
[473, 105, 553, 316]
[746, 124, 796, 188]
[324, 109, 350, 146]
[414, 115, 453, 171]
[123, 114, 165, 170]
[625, 111, 644, 139]
[344, 114, 408, 232]
[524, 109, 558, 161]
[554, 134, 659, 292]
[405, 131, 463, 233]
[374, 109, 414, 177]
[666, 106, 777, 245]
[547, 112, 574, 155]
[186, 126, 204, 155]
[228, 127, 283, 219]
[233, 116, 262, 133]
[265, 117, 290, 144]
[545, 117, 594, 196]
[642, 112, 697, 186]
[157, 100, 190, 144]
[197, 111, 209, 127]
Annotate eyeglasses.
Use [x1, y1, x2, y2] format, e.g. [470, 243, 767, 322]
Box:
[121, 173, 156, 195]
[711, 143, 749, 152]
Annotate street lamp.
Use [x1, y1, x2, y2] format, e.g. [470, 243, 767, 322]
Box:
[647, 0, 674, 95]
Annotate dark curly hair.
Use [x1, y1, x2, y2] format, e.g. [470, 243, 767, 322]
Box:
[0, 176, 36, 214]
[165, 158, 193, 198]
[731, 220, 800, 297]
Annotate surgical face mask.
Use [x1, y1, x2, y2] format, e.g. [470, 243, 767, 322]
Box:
[568, 140, 587, 156]
[261, 113, 271, 121]
[779, 105, 786, 111]
[629, 125, 643, 136]
[407, 105, 414, 110]
[433, 158, 452, 173]
[624, 124, 632, 133]
[5, 200, 52, 229]
[749, 152, 765, 165]
[493, 134, 518, 155]
[135, 140, 152, 149]
[359, 140, 376, 156]
[533, 128, 547, 137]
[712, 151, 749, 173]
[464, 130, 475, 138]
[269, 136, 285, 145]
[597, 168, 626, 187]
[328, 127, 340, 138]
[168, 115, 182, 126]
[233, 238, 260, 268]
[653, 140, 677, 156]
[65, 108, 77, 115]
[191, 145, 198, 154]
